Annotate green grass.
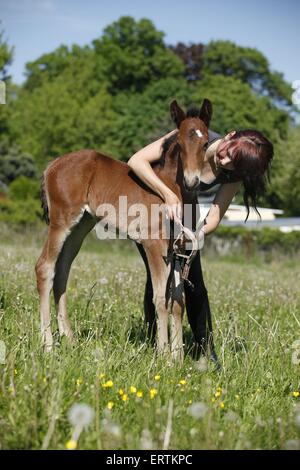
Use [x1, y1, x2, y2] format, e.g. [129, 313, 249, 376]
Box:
[0, 228, 299, 450]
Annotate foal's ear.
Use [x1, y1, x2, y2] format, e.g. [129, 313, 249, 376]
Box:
[199, 98, 213, 127]
[170, 100, 186, 128]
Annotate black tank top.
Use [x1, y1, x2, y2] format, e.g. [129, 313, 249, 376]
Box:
[198, 129, 239, 193]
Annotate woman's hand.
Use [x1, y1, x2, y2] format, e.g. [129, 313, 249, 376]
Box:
[164, 191, 182, 223]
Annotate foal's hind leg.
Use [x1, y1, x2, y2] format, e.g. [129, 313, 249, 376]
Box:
[53, 212, 96, 340]
[135, 243, 156, 340]
[35, 225, 70, 351]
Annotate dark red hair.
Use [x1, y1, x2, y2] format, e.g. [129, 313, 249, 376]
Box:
[226, 130, 274, 221]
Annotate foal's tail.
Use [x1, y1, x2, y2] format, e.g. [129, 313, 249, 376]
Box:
[40, 174, 50, 225]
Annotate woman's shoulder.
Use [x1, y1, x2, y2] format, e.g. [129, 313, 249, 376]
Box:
[208, 129, 222, 144]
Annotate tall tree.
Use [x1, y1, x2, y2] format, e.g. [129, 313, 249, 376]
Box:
[0, 25, 13, 81]
[0, 25, 14, 146]
[92, 16, 184, 94]
[269, 127, 300, 215]
[192, 75, 289, 143]
[169, 42, 204, 82]
[203, 40, 292, 107]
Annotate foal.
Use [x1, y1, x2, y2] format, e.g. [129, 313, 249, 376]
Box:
[35, 99, 212, 360]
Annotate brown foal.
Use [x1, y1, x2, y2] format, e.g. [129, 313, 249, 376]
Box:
[35, 99, 213, 360]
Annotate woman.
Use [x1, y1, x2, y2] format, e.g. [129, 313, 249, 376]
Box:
[128, 126, 274, 360]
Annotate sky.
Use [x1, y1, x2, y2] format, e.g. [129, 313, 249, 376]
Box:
[0, 0, 299, 86]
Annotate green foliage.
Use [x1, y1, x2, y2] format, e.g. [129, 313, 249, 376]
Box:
[0, 144, 37, 186]
[8, 176, 40, 201]
[0, 198, 42, 225]
[0, 175, 41, 226]
[0, 25, 13, 80]
[0, 25, 14, 147]
[2, 16, 295, 215]
[92, 16, 184, 94]
[213, 225, 300, 256]
[191, 75, 288, 143]
[268, 126, 300, 215]
[24, 44, 107, 100]
[202, 40, 292, 106]
[109, 78, 192, 158]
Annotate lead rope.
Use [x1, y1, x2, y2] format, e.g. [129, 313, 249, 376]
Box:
[172, 220, 204, 289]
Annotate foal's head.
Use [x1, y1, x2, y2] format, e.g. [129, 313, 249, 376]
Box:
[170, 99, 213, 191]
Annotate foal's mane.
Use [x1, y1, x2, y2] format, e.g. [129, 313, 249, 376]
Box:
[156, 131, 179, 168]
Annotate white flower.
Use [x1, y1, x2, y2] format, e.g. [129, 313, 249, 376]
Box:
[225, 411, 240, 424]
[68, 403, 94, 429]
[101, 417, 121, 437]
[195, 357, 208, 372]
[140, 429, 153, 450]
[187, 402, 208, 419]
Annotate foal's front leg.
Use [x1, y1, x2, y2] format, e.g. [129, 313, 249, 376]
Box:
[144, 242, 185, 362]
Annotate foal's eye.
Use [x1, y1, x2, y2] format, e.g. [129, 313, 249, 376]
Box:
[203, 142, 209, 151]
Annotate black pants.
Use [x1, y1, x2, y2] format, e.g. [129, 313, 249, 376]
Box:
[136, 244, 216, 355]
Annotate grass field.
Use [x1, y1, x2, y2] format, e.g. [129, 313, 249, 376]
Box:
[0, 226, 300, 450]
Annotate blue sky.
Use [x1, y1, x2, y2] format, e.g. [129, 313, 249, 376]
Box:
[1, 0, 299, 85]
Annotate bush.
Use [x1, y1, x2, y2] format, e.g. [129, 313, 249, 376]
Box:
[0, 198, 42, 226]
[8, 176, 40, 201]
[209, 225, 300, 258]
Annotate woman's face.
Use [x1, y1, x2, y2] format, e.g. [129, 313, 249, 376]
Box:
[214, 131, 236, 171]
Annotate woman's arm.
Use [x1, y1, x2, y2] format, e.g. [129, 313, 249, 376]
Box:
[202, 181, 242, 235]
[127, 130, 182, 221]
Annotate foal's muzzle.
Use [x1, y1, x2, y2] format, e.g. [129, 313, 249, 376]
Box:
[183, 175, 200, 192]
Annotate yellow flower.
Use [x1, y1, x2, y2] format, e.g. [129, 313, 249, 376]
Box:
[76, 378, 83, 387]
[256, 388, 262, 393]
[179, 379, 187, 386]
[122, 393, 129, 402]
[211, 397, 216, 403]
[136, 391, 143, 398]
[43, 377, 47, 384]
[292, 391, 300, 398]
[107, 401, 114, 410]
[219, 402, 225, 409]
[102, 380, 113, 388]
[154, 375, 161, 381]
[217, 387, 222, 393]
[150, 388, 158, 399]
[130, 386, 137, 394]
[99, 373, 105, 379]
[66, 439, 77, 450]
[118, 389, 124, 396]
[187, 399, 192, 405]
[215, 391, 221, 398]
[14, 369, 18, 376]
[235, 394, 240, 400]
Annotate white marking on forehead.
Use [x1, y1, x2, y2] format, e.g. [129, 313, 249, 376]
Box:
[195, 129, 203, 138]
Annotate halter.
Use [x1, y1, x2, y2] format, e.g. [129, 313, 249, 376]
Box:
[171, 218, 204, 290]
